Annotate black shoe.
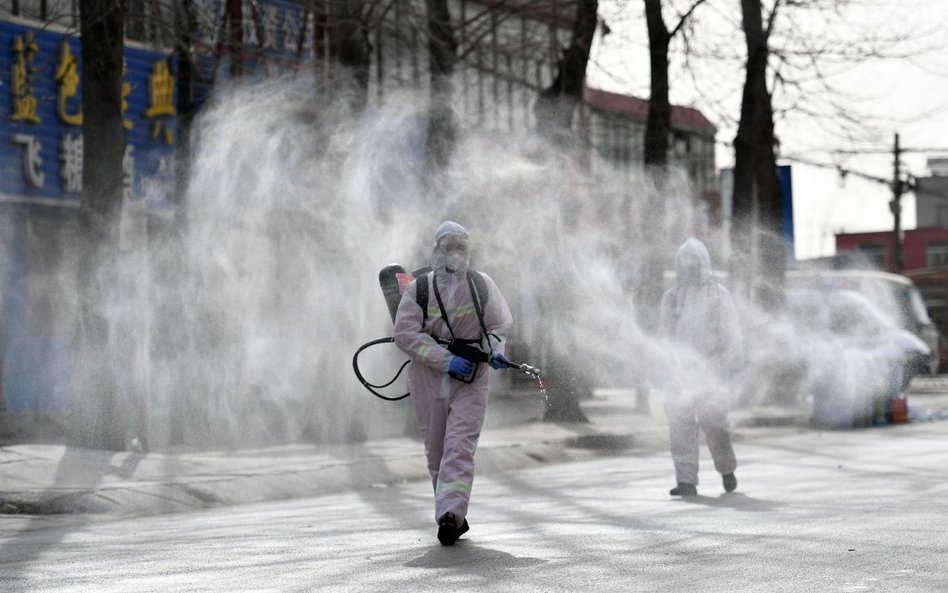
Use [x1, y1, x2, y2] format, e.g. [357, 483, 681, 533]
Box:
[669, 482, 697, 497]
[723, 473, 737, 493]
[437, 513, 462, 546]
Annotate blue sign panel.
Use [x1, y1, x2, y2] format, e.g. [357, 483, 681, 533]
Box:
[241, 0, 319, 63]
[779, 164, 794, 259]
[192, 0, 320, 107]
[0, 20, 176, 206]
[0, 20, 178, 413]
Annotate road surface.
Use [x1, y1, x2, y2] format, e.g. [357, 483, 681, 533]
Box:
[1, 422, 946, 592]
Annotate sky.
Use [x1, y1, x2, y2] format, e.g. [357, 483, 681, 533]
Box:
[586, 0, 948, 261]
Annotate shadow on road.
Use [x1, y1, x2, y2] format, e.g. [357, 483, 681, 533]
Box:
[680, 492, 788, 512]
[0, 446, 146, 592]
[404, 542, 547, 572]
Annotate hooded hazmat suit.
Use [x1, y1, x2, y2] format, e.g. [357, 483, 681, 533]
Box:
[658, 238, 743, 489]
[393, 221, 512, 532]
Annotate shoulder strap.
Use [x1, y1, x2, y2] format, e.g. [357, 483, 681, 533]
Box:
[416, 272, 430, 329]
[468, 270, 489, 311]
[432, 274, 455, 339]
[467, 271, 497, 349]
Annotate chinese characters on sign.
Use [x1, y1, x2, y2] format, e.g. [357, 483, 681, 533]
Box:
[12, 133, 42, 187]
[2, 21, 177, 204]
[55, 40, 81, 125]
[145, 60, 176, 145]
[59, 134, 81, 193]
[11, 31, 40, 123]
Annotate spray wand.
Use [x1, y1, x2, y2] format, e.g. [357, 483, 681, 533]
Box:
[492, 356, 546, 391]
[494, 357, 541, 379]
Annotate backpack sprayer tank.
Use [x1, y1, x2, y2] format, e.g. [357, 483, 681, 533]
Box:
[353, 264, 543, 401]
[379, 264, 408, 324]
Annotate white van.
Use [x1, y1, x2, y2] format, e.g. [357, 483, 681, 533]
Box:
[785, 268, 939, 377]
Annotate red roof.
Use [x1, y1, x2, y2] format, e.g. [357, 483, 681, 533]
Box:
[584, 87, 716, 134]
[467, 0, 576, 30]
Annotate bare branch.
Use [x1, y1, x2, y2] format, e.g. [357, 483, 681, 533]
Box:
[669, 0, 710, 39]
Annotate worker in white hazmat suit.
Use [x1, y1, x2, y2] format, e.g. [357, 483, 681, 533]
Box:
[658, 237, 743, 497]
[394, 221, 513, 545]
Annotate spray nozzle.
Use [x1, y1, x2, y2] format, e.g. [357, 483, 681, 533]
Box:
[493, 356, 541, 379]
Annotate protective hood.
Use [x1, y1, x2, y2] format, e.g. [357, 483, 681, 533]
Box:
[431, 221, 470, 276]
[675, 237, 712, 285]
[435, 221, 468, 244]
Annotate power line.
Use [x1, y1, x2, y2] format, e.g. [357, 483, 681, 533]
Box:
[833, 146, 948, 155]
[780, 152, 890, 185]
[785, 135, 948, 274]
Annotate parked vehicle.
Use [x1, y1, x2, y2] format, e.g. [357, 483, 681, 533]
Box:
[786, 269, 938, 377]
[785, 288, 930, 427]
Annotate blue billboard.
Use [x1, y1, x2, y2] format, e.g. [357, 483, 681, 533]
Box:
[0, 19, 177, 206]
[0, 19, 178, 414]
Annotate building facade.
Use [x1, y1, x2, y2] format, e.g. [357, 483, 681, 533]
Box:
[835, 229, 948, 272]
[836, 158, 948, 273]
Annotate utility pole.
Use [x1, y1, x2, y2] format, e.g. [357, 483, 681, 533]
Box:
[788, 140, 948, 274]
[891, 132, 903, 273]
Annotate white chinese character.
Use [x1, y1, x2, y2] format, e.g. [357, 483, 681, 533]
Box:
[262, 5, 279, 50]
[243, 1, 260, 48]
[282, 10, 300, 52]
[12, 133, 44, 188]
[123, 144, 135, 202]
[59, 133, 83, 193]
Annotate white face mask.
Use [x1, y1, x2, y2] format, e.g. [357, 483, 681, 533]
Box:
[445, 253, 467, 273]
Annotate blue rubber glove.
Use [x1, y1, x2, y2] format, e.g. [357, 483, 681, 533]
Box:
[448, 356, 474, 376]
[490, 353, 511, 369]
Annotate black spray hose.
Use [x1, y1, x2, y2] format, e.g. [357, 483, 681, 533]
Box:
[353, 337, 544, 402]
[352, 337, 411, 401]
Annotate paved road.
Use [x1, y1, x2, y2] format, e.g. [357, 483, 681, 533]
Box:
[1, 422, 946, 593]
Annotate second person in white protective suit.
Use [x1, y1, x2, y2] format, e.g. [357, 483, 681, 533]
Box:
[394, 221, 513, 545]
[658, 237, 744, 497]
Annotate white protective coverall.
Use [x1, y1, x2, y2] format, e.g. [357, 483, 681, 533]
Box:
[393, 222, 512, 528]
[658, 238, 743, 486]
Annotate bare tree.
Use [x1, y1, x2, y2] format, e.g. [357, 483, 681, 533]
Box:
[74, 0, 133, 450]
[732, 0, 783, 309]
[537, 0, 599, 423]
[637, 0, 708, 336]
[654, 0, 933, 303]
[534, 0, 598, 142]
[327, 0, 373, 110]
[424, 0, 459, 172]
[173, 0, 198, 217]
[643, 0, 707, 171]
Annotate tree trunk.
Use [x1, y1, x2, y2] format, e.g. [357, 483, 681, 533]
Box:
[145, 0, 199, 448]
[638, 0, 672, 335]
[424, 0, 458, 173]
[539, 0, 598, 424]
[534, 0, 598, 141]
[733, 0, 783, 308]
[327, 0, 371, 111]
[175, 0, 196, 221]
[75, 0, 129, 450]
[643, 0, 671, 171]
[755, 94, 784, 310]
[226, 0, 243, 78]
